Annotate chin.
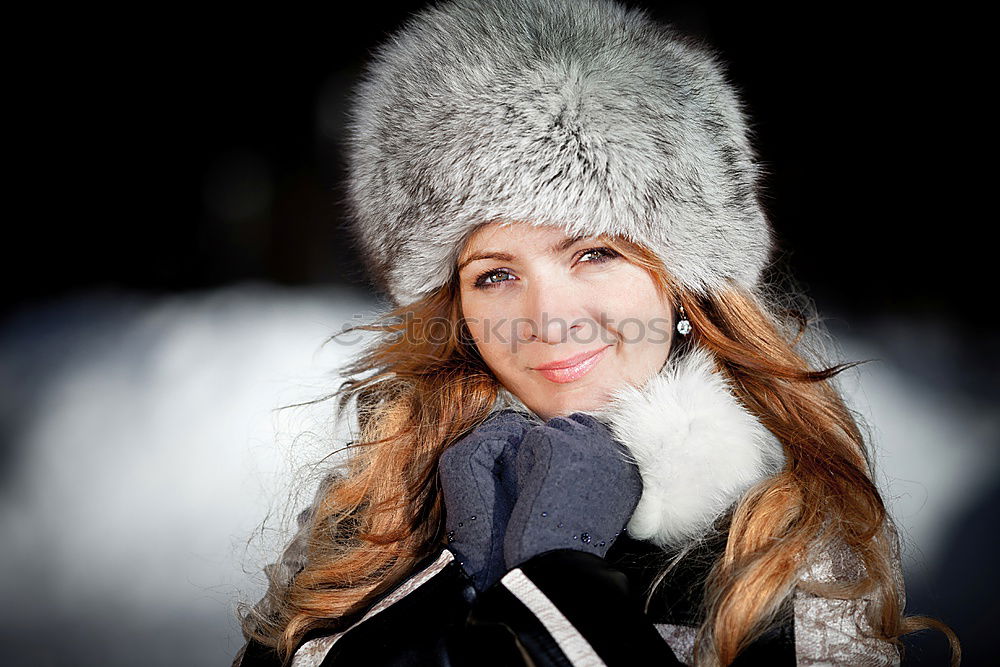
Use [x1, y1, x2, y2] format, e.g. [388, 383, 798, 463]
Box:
[532, 388, 607, 420]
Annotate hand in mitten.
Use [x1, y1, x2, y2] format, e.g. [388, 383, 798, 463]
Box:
[438, 409, 535, 591]
[503, 412, 643, 569]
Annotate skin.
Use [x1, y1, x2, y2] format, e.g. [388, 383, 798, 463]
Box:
[458, 221, 675, 421]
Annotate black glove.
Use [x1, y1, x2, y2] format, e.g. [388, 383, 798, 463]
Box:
[438, 409, 535, 591]
[503, 412, 643, 569]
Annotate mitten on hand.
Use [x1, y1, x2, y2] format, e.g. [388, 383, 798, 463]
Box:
[503, 413, 643, 569]
[438, 409, 534, 591]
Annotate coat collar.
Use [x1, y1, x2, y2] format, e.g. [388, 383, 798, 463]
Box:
[491, 345, 786, 550]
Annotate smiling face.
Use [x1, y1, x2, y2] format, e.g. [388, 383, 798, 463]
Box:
[457, 221, 676, 421]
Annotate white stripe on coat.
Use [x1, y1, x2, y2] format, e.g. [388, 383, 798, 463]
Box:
[291, 548, 455, 667]
[500, 568, 608, 667]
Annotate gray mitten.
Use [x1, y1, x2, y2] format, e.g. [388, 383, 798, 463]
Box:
[503, 413, 643, 569]
[438, 409, 534, 591]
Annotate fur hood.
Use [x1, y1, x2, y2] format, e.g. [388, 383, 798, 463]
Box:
[492, 345, 787, 550]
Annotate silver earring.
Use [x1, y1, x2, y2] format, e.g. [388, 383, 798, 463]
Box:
[676, 305, 691, 335]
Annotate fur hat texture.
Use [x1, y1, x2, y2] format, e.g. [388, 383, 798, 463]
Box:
[344, 0, 775, 307]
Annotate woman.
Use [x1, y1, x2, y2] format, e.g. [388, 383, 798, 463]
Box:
[233, 0, 960, 665]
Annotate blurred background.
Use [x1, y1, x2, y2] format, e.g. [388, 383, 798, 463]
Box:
[2, 2, 992, 665]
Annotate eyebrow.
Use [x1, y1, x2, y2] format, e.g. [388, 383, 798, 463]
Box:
[457, 233, 589, 272]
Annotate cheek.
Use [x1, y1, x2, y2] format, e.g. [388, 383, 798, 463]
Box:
[593, 269, 669, 330]
[462, 300, 512, 364]
[468, 325, 523, 389]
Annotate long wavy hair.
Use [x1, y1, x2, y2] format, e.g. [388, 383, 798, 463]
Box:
[235, 233, 960, 666]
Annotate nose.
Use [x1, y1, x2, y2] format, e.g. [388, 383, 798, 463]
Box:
[516, 274, 591, 345]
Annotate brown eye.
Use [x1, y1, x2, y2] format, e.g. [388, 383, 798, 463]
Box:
[577, 247, 619, 264]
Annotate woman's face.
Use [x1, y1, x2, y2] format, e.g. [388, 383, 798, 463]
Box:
[458, 221, 675, 421]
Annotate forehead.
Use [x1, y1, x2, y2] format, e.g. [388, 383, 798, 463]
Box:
[460, 221, 588, 255]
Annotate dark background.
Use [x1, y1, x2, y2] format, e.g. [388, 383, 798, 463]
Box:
[5, 3, 985, 664]
[7, 2, 986, 331]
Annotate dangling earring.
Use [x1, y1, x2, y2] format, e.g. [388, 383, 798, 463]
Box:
[676, 305, 691, 335]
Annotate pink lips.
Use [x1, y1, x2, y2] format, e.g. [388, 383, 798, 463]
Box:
[532, 346, 611, 384]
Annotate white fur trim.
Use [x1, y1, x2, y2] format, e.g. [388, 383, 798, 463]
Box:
[588, 346, 786, 549]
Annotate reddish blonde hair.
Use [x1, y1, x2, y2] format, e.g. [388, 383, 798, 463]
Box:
[236, 235, 960, 666]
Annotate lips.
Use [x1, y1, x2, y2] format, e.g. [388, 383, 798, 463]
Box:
[533, 347, 608, 370]
[532, 346, 611, 384]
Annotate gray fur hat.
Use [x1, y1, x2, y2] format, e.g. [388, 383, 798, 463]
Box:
[344, 0, 774, 307]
